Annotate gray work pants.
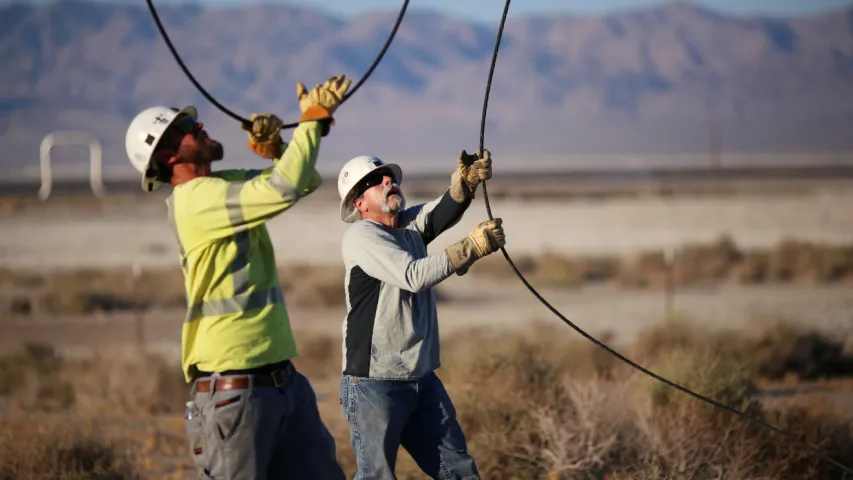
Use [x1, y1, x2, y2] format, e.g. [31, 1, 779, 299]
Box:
[185, 365, 345, 480]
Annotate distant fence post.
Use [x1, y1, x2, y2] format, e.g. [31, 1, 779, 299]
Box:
[709, 119, 722, 170]
[39, 131, 106, 200]
[664, 247, 675, 320]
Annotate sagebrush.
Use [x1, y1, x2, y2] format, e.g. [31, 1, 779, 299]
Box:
[1, 317, 852, 479]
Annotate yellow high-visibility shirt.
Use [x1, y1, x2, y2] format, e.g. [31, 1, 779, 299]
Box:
[166, 121, 324, 382]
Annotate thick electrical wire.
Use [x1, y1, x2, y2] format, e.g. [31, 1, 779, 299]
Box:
[145, 0, 410, 131]
[476, 0, 853, 476]
[144, 0, 851, 473]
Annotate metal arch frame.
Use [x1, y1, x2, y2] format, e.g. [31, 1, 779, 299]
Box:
[38, 131, 106, 200]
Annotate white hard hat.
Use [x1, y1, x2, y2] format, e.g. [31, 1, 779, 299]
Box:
[337, 155, 403, 222]
[125, 105, 198, 192]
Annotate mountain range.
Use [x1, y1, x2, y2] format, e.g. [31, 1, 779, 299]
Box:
[2, 0, 853, 180]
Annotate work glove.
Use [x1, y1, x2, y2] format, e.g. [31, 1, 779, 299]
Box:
[242, 113, 284, 159]
[444, 218, 506, 275]
[296, 74, 352, 124]
[450, 149, 492, 202]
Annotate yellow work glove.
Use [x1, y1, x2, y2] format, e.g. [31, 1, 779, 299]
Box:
[444, 218, 506, 275]
[242, 113, 284, 159]
[450, 149, 493, 202]
[296, 74, 352, 123]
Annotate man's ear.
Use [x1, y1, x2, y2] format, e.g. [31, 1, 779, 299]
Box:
[353, 195, 365, 213]
[153, 148, 178, 166]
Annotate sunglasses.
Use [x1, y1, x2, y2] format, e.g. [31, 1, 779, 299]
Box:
[171, 114, 199, 136]
[154, 114, 200, 153]
[358, 170, 397, 196]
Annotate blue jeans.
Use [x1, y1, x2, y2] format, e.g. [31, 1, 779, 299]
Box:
[339, 372, 480, 480]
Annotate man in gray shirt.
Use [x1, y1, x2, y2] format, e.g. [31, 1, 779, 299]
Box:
[336, 150, 504, 479]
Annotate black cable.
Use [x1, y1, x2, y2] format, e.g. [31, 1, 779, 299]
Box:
[476, 0, 853, 476]
[145, 0, 410, 131]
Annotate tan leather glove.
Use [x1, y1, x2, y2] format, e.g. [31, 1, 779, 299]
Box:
[450, 149, 493, 202]
[444, 218, 506, 275]
[296, 74, 352, 123]
[242, 113, 284, 159]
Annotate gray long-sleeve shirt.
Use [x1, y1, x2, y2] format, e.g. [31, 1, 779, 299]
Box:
[340, 189, 471, 380]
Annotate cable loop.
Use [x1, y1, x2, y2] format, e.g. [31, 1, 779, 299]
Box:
[145, 0, 410, 130]
[477, 0, 853, 475]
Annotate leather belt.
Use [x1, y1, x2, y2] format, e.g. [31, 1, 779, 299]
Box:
[194, 361, 295, 393]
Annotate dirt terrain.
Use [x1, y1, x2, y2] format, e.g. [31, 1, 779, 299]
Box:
[3, 180, 853, 356]
[2, 177, 852, 269]
[2, 177, 853, 479]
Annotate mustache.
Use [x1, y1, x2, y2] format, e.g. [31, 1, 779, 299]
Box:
[382, 183, 402, 198]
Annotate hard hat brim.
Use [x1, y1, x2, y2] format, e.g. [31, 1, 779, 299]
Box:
[180, 105, 198, 121]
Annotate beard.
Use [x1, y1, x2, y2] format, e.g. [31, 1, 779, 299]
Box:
[175, 137, 223, 164]
[379, 183, 405, 213]
[207, 139, 224, 161]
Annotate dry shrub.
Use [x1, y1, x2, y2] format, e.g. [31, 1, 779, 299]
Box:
[68, 353, 188, 415]
[0, 327, 342, 418]
[471, 251, 619, 288]
[0, 267, 43, 289]
[631, 314, 853, 383]
[469, 236, 853, 290]
[0, 263, 352, 316]
[745, 318, 853, 381]
[0, 266, 186, 316]
[672, 235, 741, 284]
[279, 264, 346, 307]
[0, 342, 76, 412]
[534, 251, 621, 287]
[0, 342, 188, 416]
[741, 239, 853, 284]
[468, 253, 537, 278]
[644, 348, 756, 414]
[734, 250, 772, 284]
[618, 250, 671, 288]
[435, 324, 634, 478]
[3, 236, 851, 317]
[633, 346, 853, 479]
[50, 267, 186, 314]
[635, 236, 853, 288]
[1, 321, 852, 478]
[620, 235, 743, 289]
[430, 321, 853, 479]
[0, 419, 141, 480]
[630, 312, 706, 362]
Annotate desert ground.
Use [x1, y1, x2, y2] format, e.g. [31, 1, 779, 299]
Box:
[2, 172, 853, 479]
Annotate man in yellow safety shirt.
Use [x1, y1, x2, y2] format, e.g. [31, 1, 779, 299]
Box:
[124, 75, 351, 480]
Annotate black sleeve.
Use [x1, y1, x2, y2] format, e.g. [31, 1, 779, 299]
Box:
[421, 190, 472, 245]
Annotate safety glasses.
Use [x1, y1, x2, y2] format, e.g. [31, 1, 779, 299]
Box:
[170, 114, 199, 136]
[154, 114, 200, 154]
[358, 169, 397, 196]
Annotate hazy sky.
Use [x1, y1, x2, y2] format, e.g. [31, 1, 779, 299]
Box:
[9, 0, 853, 21]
